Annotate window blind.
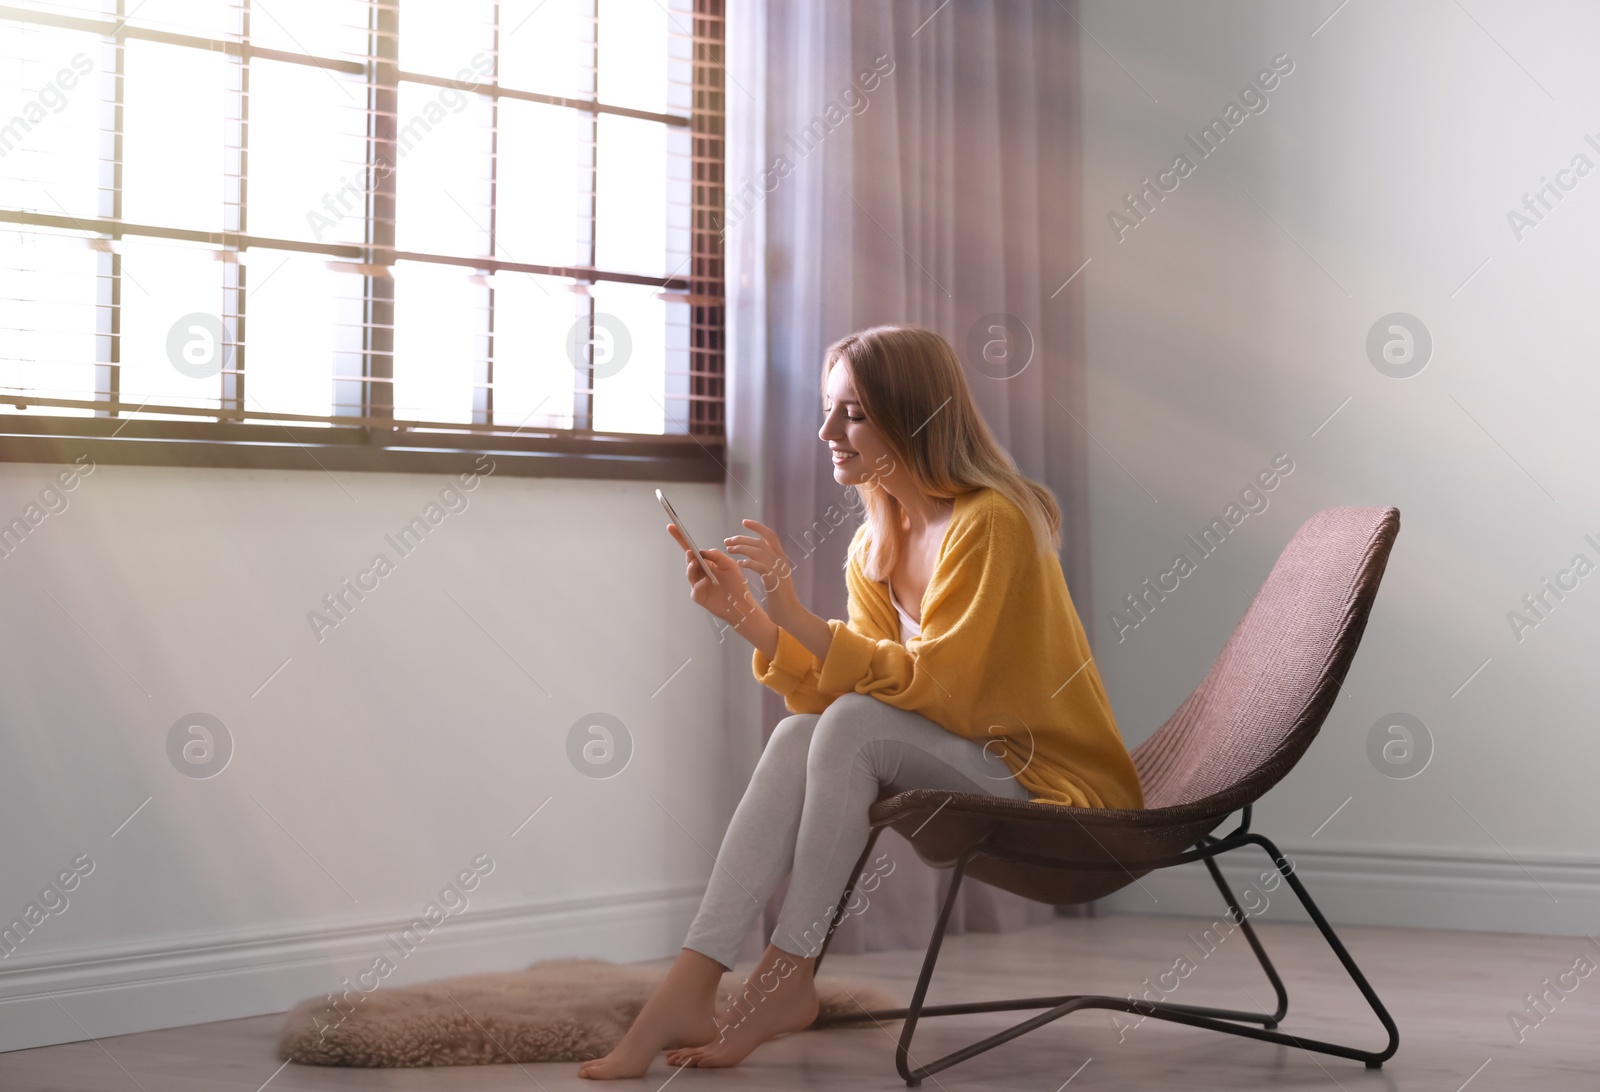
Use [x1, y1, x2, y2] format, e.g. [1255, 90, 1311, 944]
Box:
[0, 0, 725, 476]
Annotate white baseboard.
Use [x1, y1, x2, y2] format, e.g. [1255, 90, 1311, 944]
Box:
[0, 883, 705, 1054]
[1097, 844, 1600, 938]
[9, 850, 1595, 1055]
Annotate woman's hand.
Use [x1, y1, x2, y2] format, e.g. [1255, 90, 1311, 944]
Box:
[724, 521, 833, 663]
[722, 519, 802, 624]
[666, 523, 768, 633]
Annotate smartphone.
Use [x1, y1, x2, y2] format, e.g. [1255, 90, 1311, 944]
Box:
[656, 488, 721, 587]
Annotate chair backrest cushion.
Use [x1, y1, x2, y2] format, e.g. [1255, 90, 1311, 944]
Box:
[1130, 506, 1400, 812]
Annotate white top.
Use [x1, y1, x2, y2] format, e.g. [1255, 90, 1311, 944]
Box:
[890, 584, 922, 643]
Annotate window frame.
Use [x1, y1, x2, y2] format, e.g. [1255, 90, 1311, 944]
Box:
[0, 0, 725, 482]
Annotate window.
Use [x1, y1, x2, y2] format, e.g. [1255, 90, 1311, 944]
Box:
[0, 0, 725, 479]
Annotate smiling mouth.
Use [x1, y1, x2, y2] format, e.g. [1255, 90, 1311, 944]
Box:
[831, 450, 858, 464]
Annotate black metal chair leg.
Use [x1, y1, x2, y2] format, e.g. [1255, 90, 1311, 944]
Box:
[813, 831, 1399, 1083]
[812, 826, 883, 974]
[1200, 851, 1289, 1026]
[1243, 832, 1400, 1067]
[895, 847, 972, 1086]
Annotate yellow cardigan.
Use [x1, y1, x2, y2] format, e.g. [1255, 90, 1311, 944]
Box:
[751, 486, 1144, 810]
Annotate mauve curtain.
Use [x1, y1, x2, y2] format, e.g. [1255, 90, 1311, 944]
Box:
[723, 0, 1093, 964]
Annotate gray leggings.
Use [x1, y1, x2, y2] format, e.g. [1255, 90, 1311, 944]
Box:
[682, 692, 1033, 970]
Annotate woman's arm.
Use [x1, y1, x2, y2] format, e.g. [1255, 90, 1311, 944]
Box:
[769, 602, 833, 661]
[733, 606, 780, 659]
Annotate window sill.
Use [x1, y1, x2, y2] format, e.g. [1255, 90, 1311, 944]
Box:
[0, 416, 724, 482]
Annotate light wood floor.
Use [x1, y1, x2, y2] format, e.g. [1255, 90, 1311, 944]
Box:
[2, 914, 1596, 1090]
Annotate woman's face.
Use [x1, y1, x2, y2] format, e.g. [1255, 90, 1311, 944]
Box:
[819, 360, 897, 487]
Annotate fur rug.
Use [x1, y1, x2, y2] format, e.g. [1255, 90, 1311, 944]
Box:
[277, 957, 900, 1067]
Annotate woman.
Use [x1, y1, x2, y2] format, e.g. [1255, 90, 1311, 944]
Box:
[578, 324, 1142, 1080]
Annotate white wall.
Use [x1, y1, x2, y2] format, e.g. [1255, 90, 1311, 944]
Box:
[0, 461, 735, 1050]
[1080, 0, 1600, 933]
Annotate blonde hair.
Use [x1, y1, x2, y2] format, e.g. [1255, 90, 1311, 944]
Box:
[822, 324, 1061, 582]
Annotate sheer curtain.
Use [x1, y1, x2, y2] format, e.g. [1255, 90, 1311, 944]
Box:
[723, 0, 1094, 962]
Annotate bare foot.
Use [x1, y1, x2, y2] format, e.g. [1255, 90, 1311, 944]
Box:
[665, 946, 818, 1070]
[578, 949, 723, 1080]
